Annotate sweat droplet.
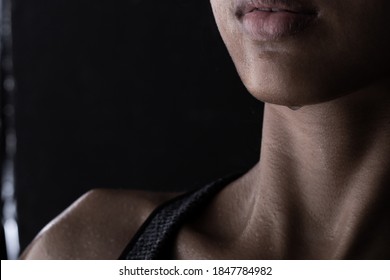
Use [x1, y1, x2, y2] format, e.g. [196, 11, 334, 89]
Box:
[288, 106, 302, 111]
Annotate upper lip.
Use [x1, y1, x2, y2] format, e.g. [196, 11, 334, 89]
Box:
[235, 0, 318, 18]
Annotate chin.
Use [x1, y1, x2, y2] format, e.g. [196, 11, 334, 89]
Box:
[211, 0, 390, 109]
[239, 71, 346, 107]
[235, 54, 382, 108]
[246, 88, 334, 107]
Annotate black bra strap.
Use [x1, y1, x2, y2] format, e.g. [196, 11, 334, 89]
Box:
[119, 173, 242, 260]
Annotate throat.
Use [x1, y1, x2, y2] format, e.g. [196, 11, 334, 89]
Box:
[176, 86, 390, 259]
[242, 98, 390, 258]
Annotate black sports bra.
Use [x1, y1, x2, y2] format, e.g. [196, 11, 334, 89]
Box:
[119, 173, 242, 260]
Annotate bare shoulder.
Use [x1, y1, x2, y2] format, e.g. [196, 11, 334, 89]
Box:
[21, 188, 178, 259]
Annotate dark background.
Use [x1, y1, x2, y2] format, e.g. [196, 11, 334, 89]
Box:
[10, 0, 263, 252]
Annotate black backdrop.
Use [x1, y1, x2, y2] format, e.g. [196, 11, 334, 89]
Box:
[11, 0, 263, 251]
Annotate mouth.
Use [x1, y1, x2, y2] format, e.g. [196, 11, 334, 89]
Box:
[236, 0, 319, 41]
[236, 0, 318, 18]
[245, 7, 314, 15]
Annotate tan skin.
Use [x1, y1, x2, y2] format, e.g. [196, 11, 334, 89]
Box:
[22, 0, 390, 259]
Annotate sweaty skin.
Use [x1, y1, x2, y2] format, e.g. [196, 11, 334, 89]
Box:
[22, 0, 390, 259]
[20, 190, 177, 259]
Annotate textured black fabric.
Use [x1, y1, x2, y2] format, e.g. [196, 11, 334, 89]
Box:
[119, 173, 242, 260]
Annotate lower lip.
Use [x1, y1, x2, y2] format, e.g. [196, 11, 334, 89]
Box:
[242, 10, 316, 41]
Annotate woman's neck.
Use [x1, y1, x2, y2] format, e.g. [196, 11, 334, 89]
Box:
[241, 80, 390, 258]
[191, 80, 390, 259]
[179, 80, 390, 259]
